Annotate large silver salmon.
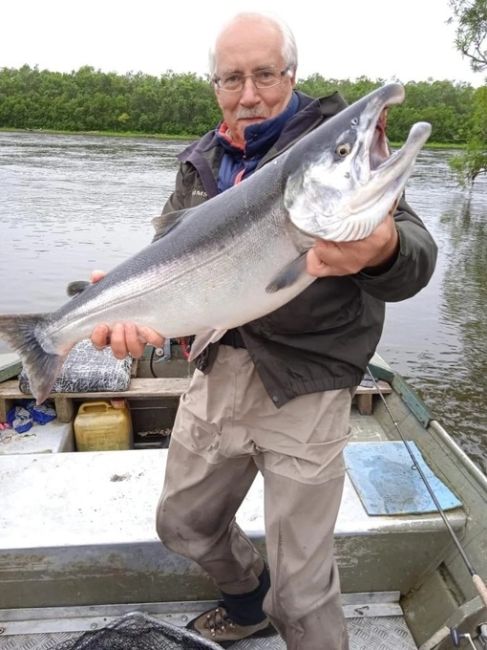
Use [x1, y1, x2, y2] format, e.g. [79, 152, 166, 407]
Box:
[0, 83, 431, 404]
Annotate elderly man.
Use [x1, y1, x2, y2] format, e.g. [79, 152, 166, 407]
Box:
[92, 12, 437, 650]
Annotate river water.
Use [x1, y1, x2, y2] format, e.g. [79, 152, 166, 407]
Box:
[0, 131, 486, 474]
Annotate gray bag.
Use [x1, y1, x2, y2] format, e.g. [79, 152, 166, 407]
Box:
[19, 339, 133, 395]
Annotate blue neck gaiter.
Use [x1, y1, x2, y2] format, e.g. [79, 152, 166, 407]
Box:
[216, 92, 299, 193]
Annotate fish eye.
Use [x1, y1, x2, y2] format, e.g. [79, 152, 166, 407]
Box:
[336, 143, 352, 157]
[351, 117, 359, 126]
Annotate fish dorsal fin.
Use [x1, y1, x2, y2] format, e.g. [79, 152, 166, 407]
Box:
[265, 253, 309, 293]
[188, 329, 227, 362]
[66, 280, 90, 297]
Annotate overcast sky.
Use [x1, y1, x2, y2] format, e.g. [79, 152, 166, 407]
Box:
[1, 0, 484, 87]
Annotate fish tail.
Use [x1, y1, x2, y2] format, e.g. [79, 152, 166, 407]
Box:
[0, 314, 65, 405]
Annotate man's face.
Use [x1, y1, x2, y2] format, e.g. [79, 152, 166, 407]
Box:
[213, 19, 295, 147]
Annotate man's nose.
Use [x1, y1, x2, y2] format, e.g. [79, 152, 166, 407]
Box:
[239, 77, 261, 105]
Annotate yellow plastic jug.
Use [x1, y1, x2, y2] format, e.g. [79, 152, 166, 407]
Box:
[74, 400, 132, 451]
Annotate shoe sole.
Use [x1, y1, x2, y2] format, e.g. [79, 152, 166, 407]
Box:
[212, 623, 277, 648]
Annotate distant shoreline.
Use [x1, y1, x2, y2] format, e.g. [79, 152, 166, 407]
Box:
[0, 127, 196, 142]
[0, 127, 465, 150]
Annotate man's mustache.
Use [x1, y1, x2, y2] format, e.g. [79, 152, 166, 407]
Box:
[236, 109, 266, 119]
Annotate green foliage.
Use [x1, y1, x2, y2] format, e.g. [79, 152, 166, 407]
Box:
[0, 66, 221, 136]
[0, 65, 482, 147]
[448, 0, 487, 72]
[296, 75, 477, 144]
[449, 140, 487, 187]
[470, 83, 487, 140]
[448, 85, 487, 186]
[447, 2, 487, 185]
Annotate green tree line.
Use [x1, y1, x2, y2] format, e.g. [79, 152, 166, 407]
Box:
[0, 64, 481, 145]
[447, 0, 487, 188]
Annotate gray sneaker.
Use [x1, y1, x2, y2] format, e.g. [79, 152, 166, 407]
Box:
[187, 604, 275, 648]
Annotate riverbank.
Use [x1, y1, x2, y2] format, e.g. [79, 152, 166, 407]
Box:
[0, 127, 197, 141]
[0, 127, 467, 149]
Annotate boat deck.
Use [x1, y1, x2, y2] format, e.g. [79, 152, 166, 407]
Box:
[0, 596, 417, 649]
[0, 396, 470, 649]
[0, 440, 466, 602]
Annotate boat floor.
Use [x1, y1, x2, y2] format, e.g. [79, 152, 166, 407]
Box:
[0, 400, 468, 649]
[0, 595, 418, 649]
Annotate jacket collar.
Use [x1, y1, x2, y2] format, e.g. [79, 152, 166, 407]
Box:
[177, 90, 348, 199]
[215, 92, 300, 160]
[177, 90, 343, 164]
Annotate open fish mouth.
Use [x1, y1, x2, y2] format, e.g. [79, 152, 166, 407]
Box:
[283, 83, 431, 242]
[370, 108, 391, 170]
[321, 83, 431, 240]
[357, 82, 430, 188]
[351, 91, 431, 216]
[356, 83, 406, 179]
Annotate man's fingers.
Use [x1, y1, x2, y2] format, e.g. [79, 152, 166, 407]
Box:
[306, 243, 334, 277]
[306, 212, 399, 278]
[91, 323, 111, 349]
[90, 322, 164, 359]
[124, 322, 148, 359]
[137, 325, 165, 349]
[90, 269, 106, 283]
[110, 323, 130, 359]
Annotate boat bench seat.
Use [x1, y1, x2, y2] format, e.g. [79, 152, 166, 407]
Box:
[0, 377, 391, 423]
[0, 446, 465, 609]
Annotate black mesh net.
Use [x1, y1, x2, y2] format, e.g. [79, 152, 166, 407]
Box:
[54, 612, 222, 650]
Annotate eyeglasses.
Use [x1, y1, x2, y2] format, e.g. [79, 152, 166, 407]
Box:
[213, 67, 291, 93]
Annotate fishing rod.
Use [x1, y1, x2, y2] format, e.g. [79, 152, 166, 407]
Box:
[365, 365, 487, 613]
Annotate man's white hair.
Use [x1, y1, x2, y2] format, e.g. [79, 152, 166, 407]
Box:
[208, 12, 298, 78]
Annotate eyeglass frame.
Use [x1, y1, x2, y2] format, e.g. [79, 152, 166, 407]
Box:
[212, 66, 293, 93]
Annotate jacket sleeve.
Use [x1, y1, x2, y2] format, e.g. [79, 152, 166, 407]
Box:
[162, 161, 190, 214]
[151, 163, 191, 242]
[354, 195, 438, 302]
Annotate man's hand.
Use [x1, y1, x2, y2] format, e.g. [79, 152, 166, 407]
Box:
[89, 271, 165, 359]
[306, 211, 399, 278]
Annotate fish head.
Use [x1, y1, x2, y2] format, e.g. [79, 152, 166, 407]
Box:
[283, 82, 431, 241]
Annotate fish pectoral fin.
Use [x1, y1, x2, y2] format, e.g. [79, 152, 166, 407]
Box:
[265, 254, 309, 293]
[188, 329, 227, 362]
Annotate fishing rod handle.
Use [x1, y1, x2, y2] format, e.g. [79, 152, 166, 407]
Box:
[472, 573, 487, 610]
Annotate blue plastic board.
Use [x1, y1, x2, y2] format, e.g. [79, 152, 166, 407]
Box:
[344, 441, 462, 515]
